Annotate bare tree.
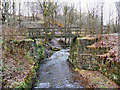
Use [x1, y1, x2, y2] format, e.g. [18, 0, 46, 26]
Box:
[12, 0, 16, 23]
[79, 1, 82, 33]
[67, 4, 75, 44]
[29, 2, 37, 21]
[2, 0, 10, 24]
[18, 1, 21, 29]
[37, 0, 59, 40]
[86, 1, 100, 34]
[63, 5, 69, 44]
[27, 0, 30, 21]
[100, 2, 104, 35]
[116, 1, 120, 33]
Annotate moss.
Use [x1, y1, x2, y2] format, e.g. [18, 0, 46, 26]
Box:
[77, 36, 96, 40]
[4, 46, 9, 52]
[13, 39, 18, 43]
[34, 64, 39, 71]
[74, 52, 78, 55]
[15, 81, 28, 88]
[73, 59, 77, 64]
[18, 39, 34, 42]
[78, 37, 87, 39]
[78, 34, 83, 37]
[74, 68, 80, 71]
[15, 62, 39, 88]
[52, 47, 61, 51]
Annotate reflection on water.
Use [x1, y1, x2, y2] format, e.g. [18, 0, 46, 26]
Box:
[34, 49, 83, 88]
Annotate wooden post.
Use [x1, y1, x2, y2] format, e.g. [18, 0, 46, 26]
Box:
[64, 26, 67, 45]
[39, 29, 40, 37]
[61, 28, 62, 38]
[29, 29, 30, 37]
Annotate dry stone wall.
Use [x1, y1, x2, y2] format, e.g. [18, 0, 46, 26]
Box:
[69, 36, 120, 85]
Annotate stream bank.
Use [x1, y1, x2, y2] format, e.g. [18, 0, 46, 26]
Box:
[33, 49, 83, 88]
[2, 39, 45, 88]
[2, 38, 61, 88]
[68, 35, 119, 88]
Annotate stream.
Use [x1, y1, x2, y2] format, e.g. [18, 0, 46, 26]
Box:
[34, 49, 83, 88]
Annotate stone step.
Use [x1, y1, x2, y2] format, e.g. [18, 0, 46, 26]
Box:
[77, 36, 100, 48]
[78, 46, 110, 55]
[70, 36, 101, 55]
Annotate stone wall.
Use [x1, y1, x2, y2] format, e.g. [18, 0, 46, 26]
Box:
[69, 36, 120, 85]
[2, 39, 44, 88]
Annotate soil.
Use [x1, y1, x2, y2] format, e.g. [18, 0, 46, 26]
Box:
[74, 70, 119, 88]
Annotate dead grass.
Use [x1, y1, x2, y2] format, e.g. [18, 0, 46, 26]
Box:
[2, 25, 35, 88]
[2, 26, 26, 41]
[2, 43, 35, 88]
[74, 70, 119, 88]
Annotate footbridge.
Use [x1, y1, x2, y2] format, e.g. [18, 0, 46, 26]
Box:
[28, 27, 85, 39]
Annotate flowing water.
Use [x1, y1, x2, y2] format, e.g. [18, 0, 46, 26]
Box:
[34, 49, 83, 88]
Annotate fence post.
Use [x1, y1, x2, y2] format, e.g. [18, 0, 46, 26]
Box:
[65, 27, 67, 45]
[29, 28, 31, 37]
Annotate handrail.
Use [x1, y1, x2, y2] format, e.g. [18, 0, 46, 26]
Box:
[28, 27, 82, 30]
[28, 27, 86, 38]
